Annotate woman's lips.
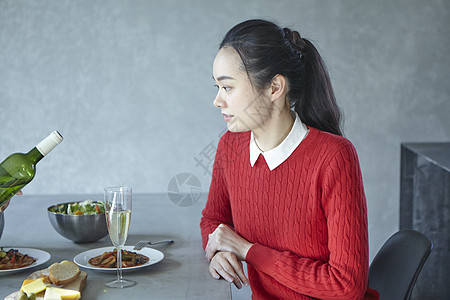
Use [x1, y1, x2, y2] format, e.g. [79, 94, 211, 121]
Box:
[222, 113, 234, 122]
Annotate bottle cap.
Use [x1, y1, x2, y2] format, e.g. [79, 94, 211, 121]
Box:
[36, 131, 64, 156]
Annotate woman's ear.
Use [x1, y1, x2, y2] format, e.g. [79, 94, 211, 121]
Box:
[270, 74, 288, 102]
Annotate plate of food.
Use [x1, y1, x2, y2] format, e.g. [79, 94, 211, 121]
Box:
[0, 247, 51, 275]
[73, 246, 164, 272]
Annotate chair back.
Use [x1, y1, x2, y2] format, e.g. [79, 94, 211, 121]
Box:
[369, 229, 433, 299]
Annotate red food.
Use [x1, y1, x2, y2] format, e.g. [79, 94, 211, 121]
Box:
[88, 249, 149, 268]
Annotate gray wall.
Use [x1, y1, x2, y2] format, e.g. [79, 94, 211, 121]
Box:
[1, 0, 449, 286]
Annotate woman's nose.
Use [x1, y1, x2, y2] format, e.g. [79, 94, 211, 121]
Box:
[213, 92, 225, 108]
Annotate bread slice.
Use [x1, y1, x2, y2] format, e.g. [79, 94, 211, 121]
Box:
[63, 271, 87, 292]
[49, 261, 81, 286]
[27, 267, 52, 285]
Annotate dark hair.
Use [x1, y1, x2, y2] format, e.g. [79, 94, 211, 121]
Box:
[220, 19, 343, 136]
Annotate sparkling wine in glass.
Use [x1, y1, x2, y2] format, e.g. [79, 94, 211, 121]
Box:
[104, 186, 135, 288]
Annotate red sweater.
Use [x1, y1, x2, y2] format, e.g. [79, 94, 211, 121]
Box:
[201, 127, 378, 299]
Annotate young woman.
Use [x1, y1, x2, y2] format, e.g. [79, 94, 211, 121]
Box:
[200, 19, 379, 299]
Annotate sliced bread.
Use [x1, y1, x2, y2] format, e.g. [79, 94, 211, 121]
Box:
[27, 266, 52, 284]
[63, 271, 87, 292]
[49, 260, 81, 286]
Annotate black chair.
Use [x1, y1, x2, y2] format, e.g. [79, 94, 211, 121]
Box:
[369, 229, 433, 299]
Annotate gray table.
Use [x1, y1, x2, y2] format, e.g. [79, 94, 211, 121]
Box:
[0, 193, 231, 299]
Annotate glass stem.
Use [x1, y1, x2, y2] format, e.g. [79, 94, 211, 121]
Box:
[117, 247, 123, 281]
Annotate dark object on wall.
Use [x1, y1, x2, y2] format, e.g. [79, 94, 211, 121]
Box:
[400, 143, 450, 299]
[369, 230, 432, 299]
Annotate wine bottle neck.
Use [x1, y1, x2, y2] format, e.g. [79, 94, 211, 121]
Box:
[36, 131, 63, 156]
[27, 147, 44, 165]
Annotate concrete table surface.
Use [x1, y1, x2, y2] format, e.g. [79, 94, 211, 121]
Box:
[0, 193, 231, 299]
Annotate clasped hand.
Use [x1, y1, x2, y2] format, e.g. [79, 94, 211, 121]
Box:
[205, 224, 253, 289]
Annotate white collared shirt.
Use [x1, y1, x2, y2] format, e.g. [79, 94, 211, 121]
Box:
[249, 112, 308, 171]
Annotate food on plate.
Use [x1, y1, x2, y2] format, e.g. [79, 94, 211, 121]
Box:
[88, 249, 149, 268]
[49, 261, 81, 286]
[48, 200, 104, 215]
[0, 248, 36, 270]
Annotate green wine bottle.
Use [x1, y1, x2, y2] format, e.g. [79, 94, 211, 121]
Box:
[0, 131, 63, 208]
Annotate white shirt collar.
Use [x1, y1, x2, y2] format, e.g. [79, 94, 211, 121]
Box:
[249, 112, 308, 171]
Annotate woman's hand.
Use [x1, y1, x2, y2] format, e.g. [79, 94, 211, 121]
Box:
[0, 191, 23, 212]
[209, 251, 249, 289]
[205, 224, 253, 261]
[0, 199, 10, 212]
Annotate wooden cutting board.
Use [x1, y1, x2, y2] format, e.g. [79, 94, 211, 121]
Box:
[5, 268, 87, 300]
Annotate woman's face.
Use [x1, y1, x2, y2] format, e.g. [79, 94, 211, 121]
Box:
[213, 47, 272, 133]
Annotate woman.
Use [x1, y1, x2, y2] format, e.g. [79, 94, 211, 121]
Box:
[200, 19, 378, 299]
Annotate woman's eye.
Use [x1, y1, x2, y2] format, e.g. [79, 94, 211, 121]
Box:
[214, 85, 230, 92]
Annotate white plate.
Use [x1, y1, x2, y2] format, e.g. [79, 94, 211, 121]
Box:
[0, 247, 51, 275]
[73, 246, 164, 272]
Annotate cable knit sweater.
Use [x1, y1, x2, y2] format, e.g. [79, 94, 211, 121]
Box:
[200, 127, 378, 299]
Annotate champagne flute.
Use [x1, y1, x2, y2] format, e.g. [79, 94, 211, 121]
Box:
[104, 186, 135, 288]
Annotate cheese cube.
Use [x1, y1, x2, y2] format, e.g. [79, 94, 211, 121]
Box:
[43, 288, 62, 300]
[20, 279, 38, 291]
[22, 278, 47, 296]
[44, 287, 81, 300]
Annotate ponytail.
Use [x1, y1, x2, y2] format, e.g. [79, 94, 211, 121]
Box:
[220, 19, 343, 136]
[294, 39, 343, 136]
